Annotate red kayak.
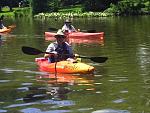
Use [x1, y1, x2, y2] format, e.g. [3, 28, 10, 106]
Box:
[35, 57, 95, 74]
[45, 31, 104, 44]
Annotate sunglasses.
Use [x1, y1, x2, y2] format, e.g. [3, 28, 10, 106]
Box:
[55, 35, 65, 38]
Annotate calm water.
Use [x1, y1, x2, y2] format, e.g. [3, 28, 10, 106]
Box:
[0, 16, 150, 113]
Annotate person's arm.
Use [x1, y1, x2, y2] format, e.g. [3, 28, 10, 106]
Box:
[44, 43, 58, 58]
[71, 25, 77, 32]
[62, 25, 67, 32]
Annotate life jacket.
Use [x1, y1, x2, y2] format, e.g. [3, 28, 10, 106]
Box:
[49, 42, 71, 63]
[56, 42, 70, 60]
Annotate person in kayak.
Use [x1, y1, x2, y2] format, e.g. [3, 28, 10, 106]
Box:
[0, 15, 7, 29]
[44, 29, 76, 63]
[61, 19, 77, 33]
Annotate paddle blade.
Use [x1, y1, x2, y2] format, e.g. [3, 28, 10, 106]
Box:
[22, 46, 44, 55]
[90, 57, 108, 63]
[79, 56, 108, 63]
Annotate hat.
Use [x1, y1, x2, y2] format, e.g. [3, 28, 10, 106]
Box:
[65, 19, 71, 23]
[54, 29, 65, 38]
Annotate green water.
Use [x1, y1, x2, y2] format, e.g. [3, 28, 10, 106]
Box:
[0, 16, 150, 113]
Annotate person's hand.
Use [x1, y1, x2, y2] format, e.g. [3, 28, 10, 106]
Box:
[52, 52, 58, 58]
[67, 58, 77, 63]
[74, 54, 79, 58]
[74, 54, 81, 62]
[77, 29, 80, 32]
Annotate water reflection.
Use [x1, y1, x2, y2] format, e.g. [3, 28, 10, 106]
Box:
[22, 73, 94, 102]
[36, 73, 94, 85]
[136, 44, 150, 74]
[92, 109, 130, 113]
[0, 35, 2, 46]
[0, 34, 16, 47]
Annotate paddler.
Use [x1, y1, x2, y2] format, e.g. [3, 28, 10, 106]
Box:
[61, 19, 78, 33]
[0, 15, 7, 29]
[44, 29, 77, 63]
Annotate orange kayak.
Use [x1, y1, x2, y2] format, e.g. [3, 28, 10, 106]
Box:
[0, 28, 11, 33]
[35, 57, 95, 74]
[0, 25, 16, 33]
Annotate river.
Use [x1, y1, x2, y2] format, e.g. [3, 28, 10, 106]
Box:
[0, 16, 150, 113]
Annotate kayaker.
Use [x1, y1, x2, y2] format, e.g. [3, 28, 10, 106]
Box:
[0, 15, 7, 29]
[44, 29, 76, 63]
[61, 19, 77, 33]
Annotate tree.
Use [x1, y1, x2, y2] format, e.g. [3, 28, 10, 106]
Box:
[32, 0, 49, 14]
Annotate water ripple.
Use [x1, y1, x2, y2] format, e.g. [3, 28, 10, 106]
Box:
[0, 80, 10, 83]
[20, 108, 71, 113]
[0, 68, 48, 75]
[0, 109, 7, 113]
[92, 109, 130, 113]
[112, 98, 126, 103]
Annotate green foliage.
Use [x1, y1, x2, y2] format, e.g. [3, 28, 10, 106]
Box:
[32, 0, 49, 14]
[0, 7, 32, 18]
[144, 1, 150, 12]
[103, 3, 119, 14]
[104, 0, 150, 15]
[1, 0, 149, 16]
[58, 5, 83, 13]
[1, 6, 11, 12]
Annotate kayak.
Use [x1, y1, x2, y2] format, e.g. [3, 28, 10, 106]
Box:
[45, 31, 104, 44]
[0, 25, 16, 34]
[45, 35, 104, 44]
[45, 31, 104, 40]
[0, 28, 11, 33]
[35, 57, 95, 74]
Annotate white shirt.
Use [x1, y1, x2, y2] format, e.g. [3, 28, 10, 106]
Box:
[62, 24, 76, 33]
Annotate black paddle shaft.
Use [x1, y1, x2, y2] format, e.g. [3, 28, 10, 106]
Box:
[22, 46, 108, 63]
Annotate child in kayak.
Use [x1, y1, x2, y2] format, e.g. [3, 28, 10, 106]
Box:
[0, 15, 7, 29]
[44, 29, 76, 63]
[61, 19, 77, 33]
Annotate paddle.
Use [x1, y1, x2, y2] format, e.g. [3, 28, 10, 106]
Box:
[48, 27, 96, 33]
[22, 46, 108, 63]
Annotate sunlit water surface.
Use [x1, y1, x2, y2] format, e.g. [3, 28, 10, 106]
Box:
[0, 16, 150, 113]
